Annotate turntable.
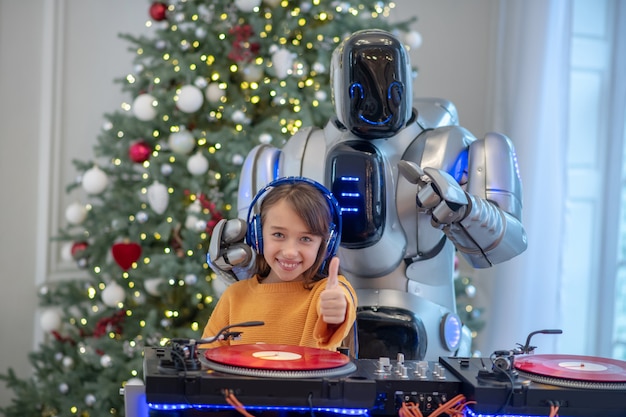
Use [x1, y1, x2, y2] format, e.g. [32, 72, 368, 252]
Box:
[144, 343, 377, 414]
[438, 331, 626, 417]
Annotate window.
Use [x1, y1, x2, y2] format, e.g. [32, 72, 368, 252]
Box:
[565, 0, 625, 358]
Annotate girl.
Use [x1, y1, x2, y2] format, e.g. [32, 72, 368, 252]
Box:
[202, 178, 356, 353]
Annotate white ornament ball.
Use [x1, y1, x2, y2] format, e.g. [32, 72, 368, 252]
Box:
[405, 30, 423, 50]
[234, 0, 261, 12]
[187, 151, 209, 175]
[194, 219, 208, 232]
[101, 281, 125, 307]
[144, 278, 164, 296]
[195, 27, 207, 39]
[185, 214, 199, 231]
[62, 356, 74, 369]
[59, 382, 69, 394]
[187, 200, 202, 213]
[55, 352, 64, 362]
[100, 354, 113, 368]
[82, 166, 108, 195]
[194, 77, 208, 89]
[259, 133, 272, 144]
[205, 83, 225, 103]
[147, 181, 169, 215]
[160, 163, 173, 176]
[132, 94, 157, 121]
[85, 394, 96, 407]
[184, 274, 198, 285]
[231, 110, 248, 124]
[40, 308, 62, 332]
[168, 130, 196, 154]
[125, 377, 145, 386]
[136, 211, 149, 224]
[176, 85, 204, 113]
[65, 202, 87, 225]
[272, 48, 295, 79]
[232, 154, 244, 165]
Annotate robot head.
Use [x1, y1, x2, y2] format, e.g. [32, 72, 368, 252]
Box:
[331, 29, 413, 139]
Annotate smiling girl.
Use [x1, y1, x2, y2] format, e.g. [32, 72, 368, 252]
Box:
[201, 178, 357, 353]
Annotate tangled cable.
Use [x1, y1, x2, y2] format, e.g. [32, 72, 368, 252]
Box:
[398, 394, 475, 417]
[223, 389, 256, 417]
[548, 400, 560, 417]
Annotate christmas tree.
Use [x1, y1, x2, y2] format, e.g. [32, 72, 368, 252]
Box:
[0, 1, 415, 416]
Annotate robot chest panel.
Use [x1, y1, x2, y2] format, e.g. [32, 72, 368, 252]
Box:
[325, 140, 399, 250]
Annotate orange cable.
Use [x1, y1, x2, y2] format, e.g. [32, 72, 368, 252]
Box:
[222, 389, 256, 417]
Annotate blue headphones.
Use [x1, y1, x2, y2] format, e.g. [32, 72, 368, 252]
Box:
[245, 177, 342, 273]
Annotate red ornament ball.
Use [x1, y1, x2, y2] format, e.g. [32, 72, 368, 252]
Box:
[149, 2, 168, 21]
[71, 241, 89, 259]
[129, 140, 152, 163]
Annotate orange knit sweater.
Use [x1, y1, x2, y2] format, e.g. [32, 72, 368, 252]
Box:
[201, 275, 357, 352]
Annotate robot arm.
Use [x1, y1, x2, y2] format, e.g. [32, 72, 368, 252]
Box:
[207, 218, 256, 283]
[399, 132, 527, 268]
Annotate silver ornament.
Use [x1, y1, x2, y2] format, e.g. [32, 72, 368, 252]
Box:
[161, 164, 173, 176]
[100, 354, 113, 368]
[85, 394, 96, 407]
[136, 211, 149, 223]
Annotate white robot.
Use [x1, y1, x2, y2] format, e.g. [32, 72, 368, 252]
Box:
[208, 29, 527, 361]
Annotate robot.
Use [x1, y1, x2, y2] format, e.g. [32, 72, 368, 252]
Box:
[208, 29, 527, 361]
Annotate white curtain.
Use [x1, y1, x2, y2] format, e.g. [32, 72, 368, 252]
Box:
[477, 0, 572, 355]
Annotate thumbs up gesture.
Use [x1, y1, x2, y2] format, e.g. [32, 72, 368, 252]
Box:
[319, 257, 347, 324]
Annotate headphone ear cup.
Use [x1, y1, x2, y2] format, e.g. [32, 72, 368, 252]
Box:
[246, 214, 263, 254]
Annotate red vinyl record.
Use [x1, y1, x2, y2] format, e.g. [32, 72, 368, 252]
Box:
[514, 354, 626, 382]
[204, 344, 351, 371]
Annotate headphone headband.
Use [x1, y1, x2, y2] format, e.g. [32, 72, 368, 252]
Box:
[245, 176, 342, 274]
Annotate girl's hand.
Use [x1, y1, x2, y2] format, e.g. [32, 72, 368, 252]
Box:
[319, 257, 347, 324]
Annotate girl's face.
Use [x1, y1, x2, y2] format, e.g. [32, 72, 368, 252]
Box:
[262, 199, 323, 283]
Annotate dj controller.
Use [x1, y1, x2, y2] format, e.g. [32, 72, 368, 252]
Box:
[138, 344, 626, 417]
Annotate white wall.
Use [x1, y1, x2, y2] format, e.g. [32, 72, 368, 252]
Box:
[0, 0, 494, 407]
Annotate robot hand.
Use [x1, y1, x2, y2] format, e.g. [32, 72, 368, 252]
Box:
[398, 160, 468, 228]
[207, 218, 255, 283]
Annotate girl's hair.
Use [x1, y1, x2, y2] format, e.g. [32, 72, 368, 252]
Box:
[255, 181, 332, 286]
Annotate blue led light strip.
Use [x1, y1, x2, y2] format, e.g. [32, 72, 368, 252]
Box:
[465, 408, 573, 417]
[148, 403, 369, 415]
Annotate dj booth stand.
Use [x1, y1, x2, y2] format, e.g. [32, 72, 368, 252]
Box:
[122, 383, 150, 417]
[124, 347, 626, 417]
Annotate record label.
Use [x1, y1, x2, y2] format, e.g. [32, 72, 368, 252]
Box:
[514, 354, 626, 382]
[204, 344, 351, 371]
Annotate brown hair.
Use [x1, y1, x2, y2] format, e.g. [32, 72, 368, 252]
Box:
[255, 181, 332, 287]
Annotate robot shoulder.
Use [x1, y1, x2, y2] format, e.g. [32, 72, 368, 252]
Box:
[467, 132, 523, 219]
[413, 97, 459, 129]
